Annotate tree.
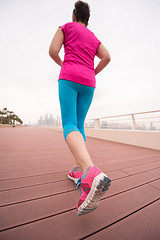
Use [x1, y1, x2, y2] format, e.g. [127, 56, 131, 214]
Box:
[0, 108, 7, 124]
[0, 110, 2, 124]
[16, 116, 23, 124]
[0, 108, 23, 125]
[7, 111, 14, 125]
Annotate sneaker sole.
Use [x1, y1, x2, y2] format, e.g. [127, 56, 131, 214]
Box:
[77, 173, 111, 216]
[68, 174, 78, 184]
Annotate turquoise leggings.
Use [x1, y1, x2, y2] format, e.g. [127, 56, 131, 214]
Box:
[58, 79, 95, 141]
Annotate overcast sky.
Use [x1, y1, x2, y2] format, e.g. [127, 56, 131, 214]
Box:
[0, 0, 160, 125]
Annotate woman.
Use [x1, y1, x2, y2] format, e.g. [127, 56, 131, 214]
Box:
[49, 0, 111, 216]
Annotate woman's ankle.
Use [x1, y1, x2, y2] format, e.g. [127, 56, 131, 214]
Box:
[81, 163, 94, 174]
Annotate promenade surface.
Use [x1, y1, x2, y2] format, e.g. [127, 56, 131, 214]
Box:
[0, 126, 160, 240]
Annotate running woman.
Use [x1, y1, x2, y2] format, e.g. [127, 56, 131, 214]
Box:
[49, 0, 111, 216]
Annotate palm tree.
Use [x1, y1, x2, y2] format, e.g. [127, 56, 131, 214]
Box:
[12, 114, 17, 125]
[10, 112, 14, 125]
[3, 108, 7, 114]
[1, 108, 7, 124]
[0, 110, 2, 124]
[11, 114, 23, 125]
[7, 111, 14, 125]
[16, 116, 23, 125]
[0, 108, 23, 125]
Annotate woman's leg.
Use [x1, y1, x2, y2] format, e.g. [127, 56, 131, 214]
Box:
[59, 80, 111, 215]
[59, 79, 94, 173]
[66, 131, 93, 173]
[74, 141, 88, 167]
[58, 80, 80, 139]
[66, 84, 95, 173]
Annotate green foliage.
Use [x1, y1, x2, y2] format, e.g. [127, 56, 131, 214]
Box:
[0, 108, 23, 125]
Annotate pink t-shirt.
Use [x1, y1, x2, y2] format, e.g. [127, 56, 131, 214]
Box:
[58, 22, 101, 88]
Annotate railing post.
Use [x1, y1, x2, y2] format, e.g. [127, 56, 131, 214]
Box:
[94, 119, 100, 129]
[131, 114, 137, 130]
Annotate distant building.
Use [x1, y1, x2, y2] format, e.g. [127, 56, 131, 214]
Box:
[37, 114, 61, 127]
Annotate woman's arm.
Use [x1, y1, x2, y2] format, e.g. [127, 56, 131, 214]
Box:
[49, 28, 64, 67]
[95, 44, 111, 75]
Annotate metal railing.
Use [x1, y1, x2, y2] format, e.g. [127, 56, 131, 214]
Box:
[85, 110, 160, 131]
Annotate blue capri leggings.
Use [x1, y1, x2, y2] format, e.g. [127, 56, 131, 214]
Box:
[58, 79, 95, 142]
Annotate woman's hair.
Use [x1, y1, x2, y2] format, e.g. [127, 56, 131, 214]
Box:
[73, 1, 90, 26]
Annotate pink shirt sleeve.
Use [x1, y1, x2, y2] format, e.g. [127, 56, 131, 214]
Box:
[59, 24, 66, 33]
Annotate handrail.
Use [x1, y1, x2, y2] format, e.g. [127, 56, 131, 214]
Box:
[86, 110, 160, 121]
[85, 110, 160, 130]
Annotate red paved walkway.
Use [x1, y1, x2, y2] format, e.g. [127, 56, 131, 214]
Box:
[0, 127, 160, 240]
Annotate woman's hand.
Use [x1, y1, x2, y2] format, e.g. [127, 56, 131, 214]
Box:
[49, 28, 64, 67]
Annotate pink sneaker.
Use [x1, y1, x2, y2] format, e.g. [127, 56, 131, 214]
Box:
[68, 167, 82, 184]
[76, 165, 111, 216]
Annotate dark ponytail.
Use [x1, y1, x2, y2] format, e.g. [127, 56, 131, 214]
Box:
[74, 1, 90, 26]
